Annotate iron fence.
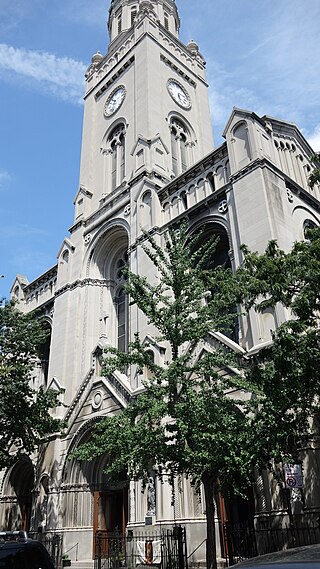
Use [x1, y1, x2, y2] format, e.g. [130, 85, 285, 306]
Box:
[29, 532, 63, 569]
[223, 521, 320, 566]
[94, 526, 188, 569]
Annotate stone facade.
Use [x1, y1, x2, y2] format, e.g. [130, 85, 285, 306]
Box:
[1, 0, 320, 566]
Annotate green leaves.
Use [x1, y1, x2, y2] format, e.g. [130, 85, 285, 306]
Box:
[76, 224, 320, 489]
[241, 228, 320, 464]
[75, 224, 253, 495]
[309, 153, 320, 190]
[73, 222, 320, 569]
[241, 227, 320, 323]
[0, 300, 63, 468]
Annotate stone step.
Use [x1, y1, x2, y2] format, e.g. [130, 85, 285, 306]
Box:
[67, 561, 94, 569]
[190, 559, 227, 569]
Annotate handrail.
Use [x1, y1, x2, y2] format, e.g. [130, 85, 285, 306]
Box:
[63, 542, 79, 561]
[187, 538, 207, 559]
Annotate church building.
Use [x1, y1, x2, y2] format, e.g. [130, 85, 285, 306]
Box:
[1, 0, 320, 566]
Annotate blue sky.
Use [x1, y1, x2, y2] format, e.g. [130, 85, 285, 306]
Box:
[1, 0, 320, 298]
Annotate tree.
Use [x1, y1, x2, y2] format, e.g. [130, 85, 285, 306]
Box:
[240, 227, 320, 468]
[75, 225, 256, 569]
[75, 225, 320, 569]
[0, 300, 62, 469]
[309, 153, 320, 190]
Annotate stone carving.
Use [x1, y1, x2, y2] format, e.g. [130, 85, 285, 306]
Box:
[139, 0, 154, 14]
[92, 391, 103, 410]
[287, 188, 294, 203]
[218, 199, 228, 213]
[84, 234, 92, 245]
[147, 477, 156, 516]
[124, 204, 131, 217]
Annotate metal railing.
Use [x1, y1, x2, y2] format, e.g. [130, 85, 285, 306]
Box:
[29, 532, 63, 569]
[94, 526, 188, 569]
[223, 521, 320, 566]
[63, 542, 79, 562]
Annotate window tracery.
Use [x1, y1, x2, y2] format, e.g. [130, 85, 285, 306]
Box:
[107, 123, 126, 191]
[114, 251, 129, 352]
[170, 118, 190, 176]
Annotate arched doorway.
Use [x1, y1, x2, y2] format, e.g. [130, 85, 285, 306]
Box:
[1, 457, 34, 531]
[63, 426, 128, 559]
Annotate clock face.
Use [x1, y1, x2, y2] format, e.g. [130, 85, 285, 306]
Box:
[167, 80, 191, 109]
[104, 86, 126, 116]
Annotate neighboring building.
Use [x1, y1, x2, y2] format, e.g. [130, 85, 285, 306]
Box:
[1, 0, 320, 566]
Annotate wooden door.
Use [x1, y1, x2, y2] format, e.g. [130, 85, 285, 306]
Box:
[93, 489, 128, 558]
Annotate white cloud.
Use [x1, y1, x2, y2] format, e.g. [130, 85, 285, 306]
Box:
[201, 0, 320, 145]
[307, 125, 320, 153]
[0, 43, 86, 104]
[0, 169, 11, 190]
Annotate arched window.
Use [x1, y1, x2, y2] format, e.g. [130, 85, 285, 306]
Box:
[303, 219, 317, 238]
[170, 118, 189, 176]
[114, 251, 129, 352]
[207, 172, 215, 192]
[140, 190, 152, 228]
[39, 320, 52, 387]
[108, 124, 126, 190]
[116, 288, 128, 353]
[193, 224, 231, 270]
[144, 349, 155, 381]
[191, 224, 238, 342]
[233, 121, 251, 169]
[115, 252, 128, 281]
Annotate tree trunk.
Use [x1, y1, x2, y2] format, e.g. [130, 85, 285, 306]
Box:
[203, 475, 217, 569]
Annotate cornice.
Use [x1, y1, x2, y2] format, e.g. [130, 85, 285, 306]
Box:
[55, 278, 110, 298]
[23, 265, 58, 294]
[157, 143, 228, 201]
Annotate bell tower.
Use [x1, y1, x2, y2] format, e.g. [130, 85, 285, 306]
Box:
[108, 0, 180, 43]
[77, 0, 213, 215]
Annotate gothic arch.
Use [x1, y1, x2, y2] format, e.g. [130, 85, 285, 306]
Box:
[85, 221, 130, 351]
[102, 119, 128, 192]
[62, 418, 109, 488]
[303, 219, 317, 235]
[232, 120, 251, 168]
[168, 112, 196, 176]
[102, 117, 128, 144]
[61, 419, 128, 531]
[1, 457, 35, 531]
[292, 206, 319, 240]
[38, 318, 52, 387]
[167, 111, 196, 139]
[138, 189, 153, 228]
[61, 419, 109, 529]
[188, 220, 232, 270]
[187, 219, 238, 342]
[85, 219, 130, 280]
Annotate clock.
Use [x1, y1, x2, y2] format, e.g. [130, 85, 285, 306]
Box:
[167, 79, 191, 109]
[104, 85, 126, 116]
